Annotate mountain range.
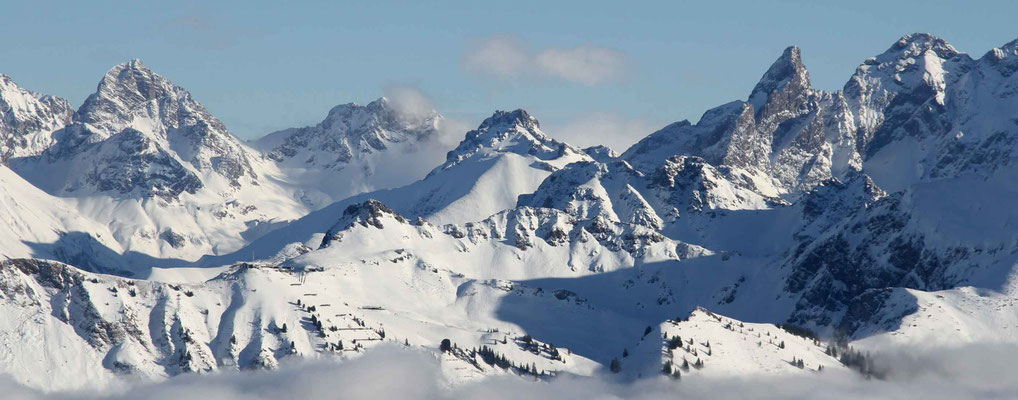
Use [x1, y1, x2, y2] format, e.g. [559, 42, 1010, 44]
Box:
[2, 33, 1018, 391]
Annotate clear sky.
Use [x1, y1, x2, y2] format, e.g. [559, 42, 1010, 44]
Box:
[3, 0, 1017, 150]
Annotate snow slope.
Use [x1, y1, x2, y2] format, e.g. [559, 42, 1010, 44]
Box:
[0, 165, 126, 273]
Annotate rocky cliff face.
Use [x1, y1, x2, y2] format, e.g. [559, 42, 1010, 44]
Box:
[0, 74, 73, 163]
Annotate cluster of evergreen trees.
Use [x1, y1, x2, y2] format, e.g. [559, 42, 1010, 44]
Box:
[475, 345, 514, 370]
[666, 334, 683, 350]
[440, 339, 546, 378]
[516, 335, 562, 361]
[661, 361, 681, 379]
[835, 344, 878, 377]
[310, 314, 324, 332]
[778, 323, 818, 341]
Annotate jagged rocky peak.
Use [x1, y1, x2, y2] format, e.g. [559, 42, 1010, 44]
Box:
[320, 199, 409, 248]
[985, 37, 1018, 64]
[973, 36, 1018, 84]
[883, 33, 960, 61]
[59, 59, 257, 188]
[582, 145, 619, 163]
[0, 74, 73, 162]
[748, 46, 812, 111]
[646, 155, 785, 213]
[317, 96, 441, 147]
[321, 96, 440, 132]
[342, 199, 407, 227]
[799, 173, 886, 221]
[77, 59, 223, 135]
[846, 33, 968, 107]
[439, 109, 574, 169]
[518, 158, 663, 229]
[261, 96, 442, 169]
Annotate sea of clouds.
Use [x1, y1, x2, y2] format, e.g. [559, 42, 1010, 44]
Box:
[7, 343, 1018, 399]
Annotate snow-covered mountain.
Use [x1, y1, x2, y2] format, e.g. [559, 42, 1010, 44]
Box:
[33, 59, 260, 195]
[3, 33, 1018, 393]
[4, 61, 308, 274]
[0, 75, 73, 163]
[253, 97, 448, 208]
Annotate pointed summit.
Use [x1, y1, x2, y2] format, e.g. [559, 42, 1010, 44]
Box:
[478, 109, 540, 131]
[748, 46, 811, 111]
[321, 199, 410, 247]
[38, 59, 258, 191]
[84, 59, 166, 112]
[75, 59, 228, 140]
[884, 33, 959, 60]
[438, 109, 571, 170]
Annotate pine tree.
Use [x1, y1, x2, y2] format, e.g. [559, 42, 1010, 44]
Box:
[440, 338, 452, 352]
[623, 348, 629, 358]
[610, 358, 621, 373]
[662, 361, 673, 375]
[281, 323, 287, 333]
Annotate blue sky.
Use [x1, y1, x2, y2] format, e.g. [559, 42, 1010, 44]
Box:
[3, 0, 1017, 150]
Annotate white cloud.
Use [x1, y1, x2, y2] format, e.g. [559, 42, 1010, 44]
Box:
[463, 36, 629, 85]
[546, 112, 661, 152]
[346, 85, 470, 189]
[534, 45, 628, 85]
[6, 343, 1018, 399]
[384, 85, 439, 122]
[463, 36, 531, 78]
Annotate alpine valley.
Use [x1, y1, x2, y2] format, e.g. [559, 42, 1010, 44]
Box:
[3, 33, 1018, 392]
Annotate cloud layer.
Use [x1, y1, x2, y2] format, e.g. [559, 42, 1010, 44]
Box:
[7, 343, 1018, 399]
[464, 36, 628, 85]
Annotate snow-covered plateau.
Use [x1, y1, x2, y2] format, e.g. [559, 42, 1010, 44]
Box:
[2, 33, 1018, 396]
